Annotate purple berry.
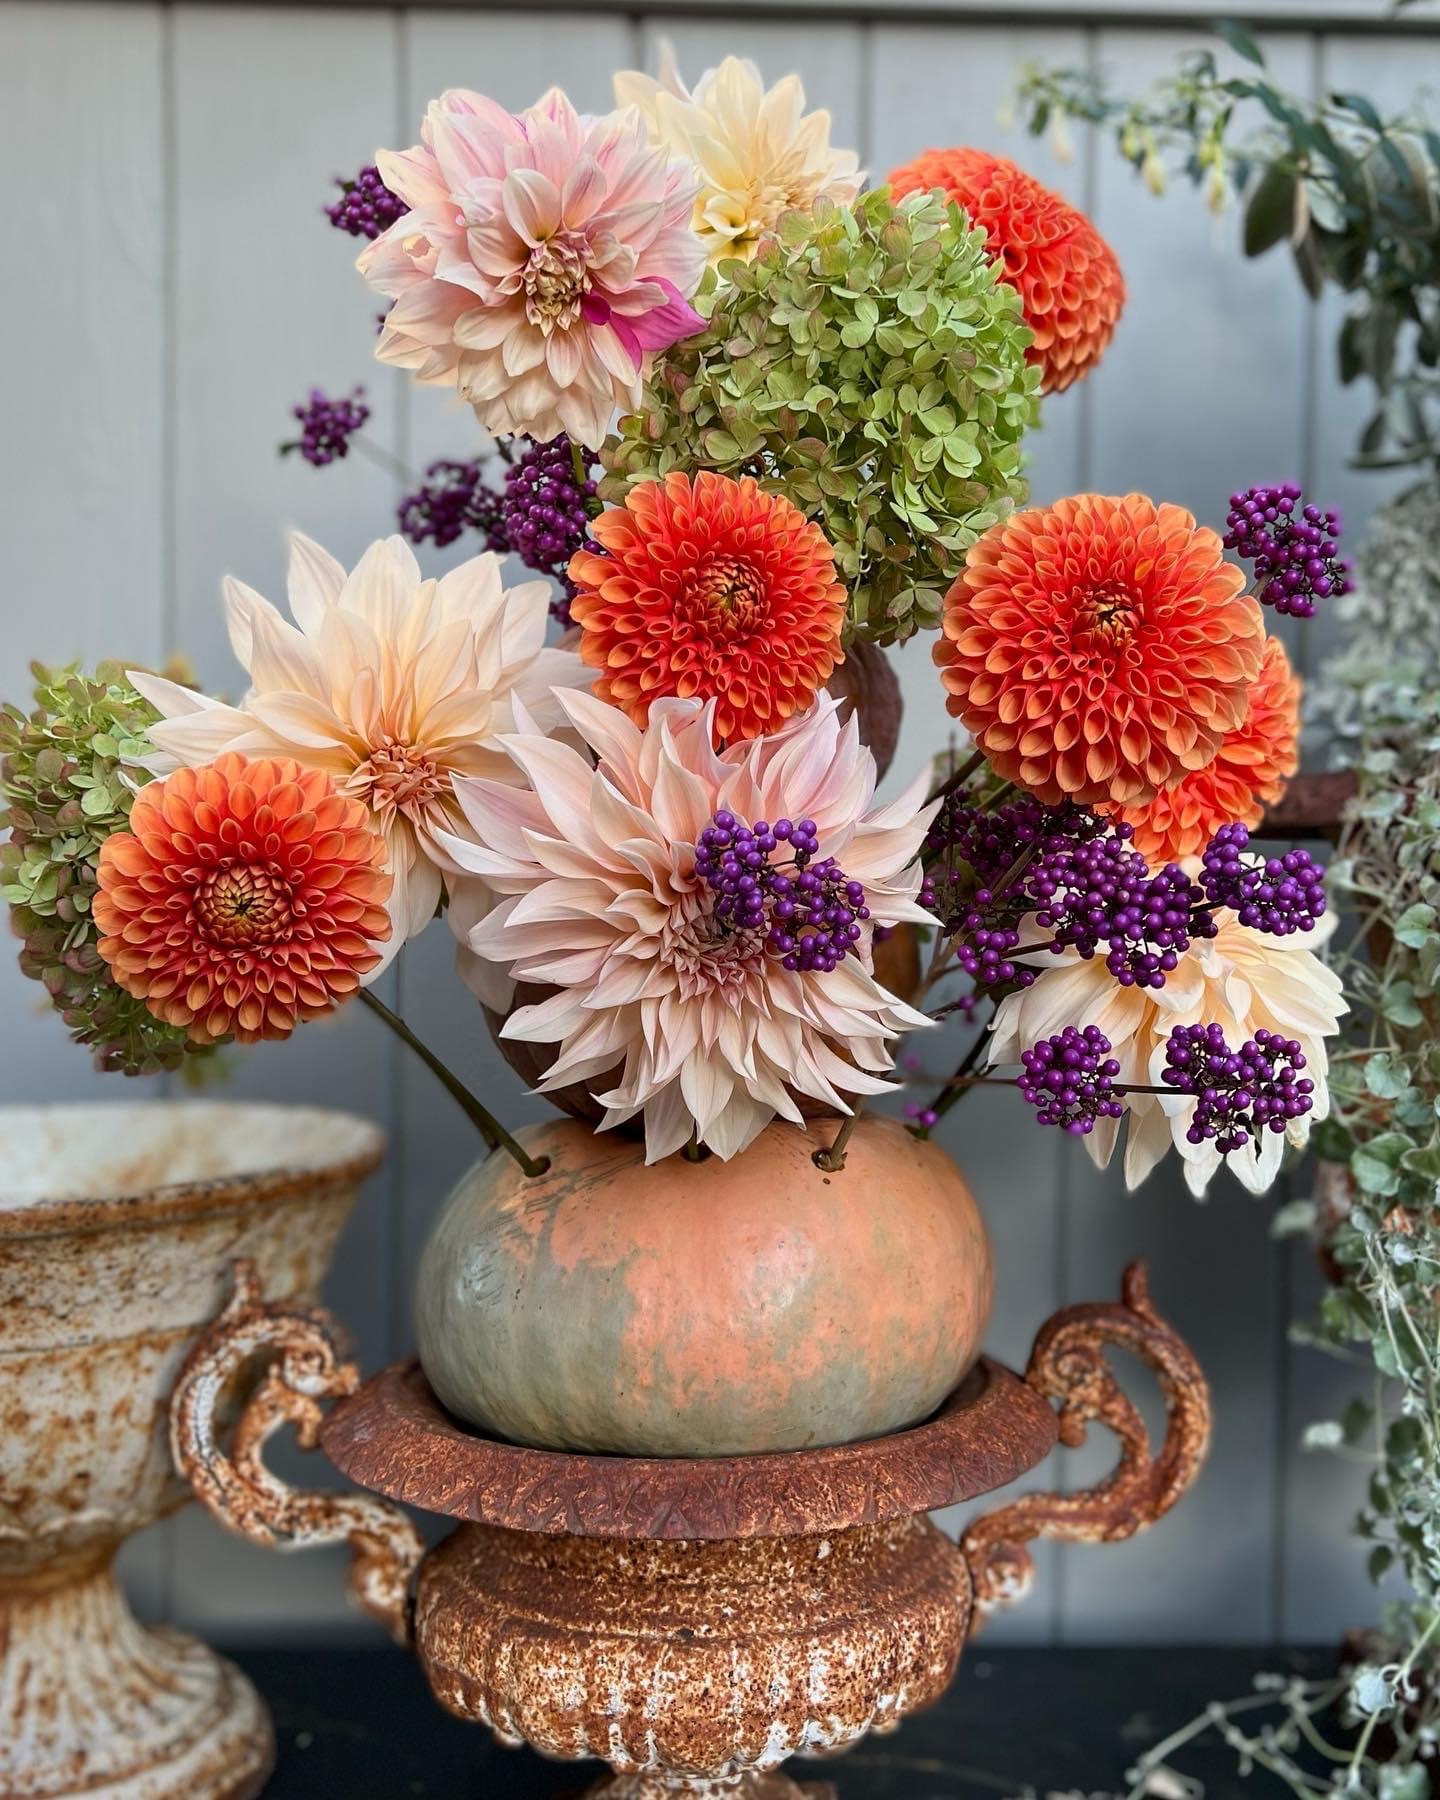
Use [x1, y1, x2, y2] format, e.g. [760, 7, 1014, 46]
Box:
[1223, 482, 1352, 619]
[282, 387, 370, 467]
[325, 165, 408, 241]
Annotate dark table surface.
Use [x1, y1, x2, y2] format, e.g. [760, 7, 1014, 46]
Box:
[235, 1644, 1336, 1798]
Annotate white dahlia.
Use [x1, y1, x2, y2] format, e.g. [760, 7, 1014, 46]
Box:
[129, 533, 589, 966]
[988, 911, 1347, 1196]
[441, 692, 935, 1162]
[614, 53, 863, 267]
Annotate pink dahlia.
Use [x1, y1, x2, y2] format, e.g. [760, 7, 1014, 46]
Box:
[439, 693, 935, 1162]
[358, 87, 706, 448]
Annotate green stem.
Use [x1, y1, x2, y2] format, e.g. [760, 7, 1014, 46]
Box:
[916, 1026, 991, 1134]
[571, 440, 603, 518]
[359, 990, 550, 1179]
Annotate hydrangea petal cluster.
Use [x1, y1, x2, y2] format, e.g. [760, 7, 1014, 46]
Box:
[358, 87, 706, 448]
[398, 459, 507, 551]
[615, 53, 862, 267]
[1018, 1025, 1125, 1135]
[0, 663, 208, 1076]
[988, 907, 1346, 1196]
[440, 692, 935, 1163]
[1224, 483, 1352, 619]
[602, 187, 1038, 646]
[935, 493, 1266, 808]
[569, 471, 847, 743]
[1110, 635, 1301, 865]
[1200, 823, 1326, 937]
[1161, 1022, 1314, 1152]
[326, 165, 409, 241]
[695, 812, 870, 973]
[283, 388, 369, 467]
[127, 533, 589, 965]
[94, 755, 391, 1044]
[888, 147, 1125, 394]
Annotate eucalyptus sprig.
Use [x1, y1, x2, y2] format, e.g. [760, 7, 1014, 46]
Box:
[1016, 33, 1440, 470]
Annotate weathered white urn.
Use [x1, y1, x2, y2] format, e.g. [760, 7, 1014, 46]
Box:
[0, 1101, 383, 1800]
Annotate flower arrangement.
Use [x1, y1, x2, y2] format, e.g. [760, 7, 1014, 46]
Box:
[3, 57, 1346, 1229]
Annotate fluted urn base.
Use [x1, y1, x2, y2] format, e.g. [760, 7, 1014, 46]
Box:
[0, 1557, 273, 1800]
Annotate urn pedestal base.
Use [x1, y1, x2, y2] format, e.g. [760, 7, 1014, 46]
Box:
[0, 1558, 272, 1800]
[173, 1259, 1212, 1798]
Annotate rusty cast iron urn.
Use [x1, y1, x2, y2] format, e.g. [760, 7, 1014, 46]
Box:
[172, 1243, 1210, 1797]
[0, 1101, 384, 1800]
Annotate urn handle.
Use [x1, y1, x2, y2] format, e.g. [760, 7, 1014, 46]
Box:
[169, 1258, 425, 1646]
[960, 1260, 1211, 1630]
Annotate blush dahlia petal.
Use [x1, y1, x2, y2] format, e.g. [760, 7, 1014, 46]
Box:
[888, 147, 1124, 394]
[1111, 636, 1302, 865]
[934, 493, 1266, 810]
[93, 754, 392, 1046]
[569, 470, 848, 744]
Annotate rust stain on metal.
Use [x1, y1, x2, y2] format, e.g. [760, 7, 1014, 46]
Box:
[0, 1100, 380, 1800]
[171, 1261, 425, 1647]
[960, 1259, 1212, 1624]
[415, 1517, 967, 1792]
[320, 1355, 1059, 1539]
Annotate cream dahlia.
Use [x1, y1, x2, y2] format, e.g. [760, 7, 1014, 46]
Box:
[988, 910, 1346, 1195]
[440, 692, 935, 1162]
[614, 52, 862, 267]
[129, 533, 588, 965]
[358, 87, 706, 447]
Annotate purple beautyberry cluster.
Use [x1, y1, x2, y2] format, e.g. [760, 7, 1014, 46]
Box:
[1162, 1023, 1314, 1154]
[925, 794, 1213, 992]
[325, 165, 409, 240]
[283, 388, 370, 467]
[501, 436, 599, 627]
[1200, 823, 1326, 936]
[1223, 483, 1352, 619]
[1018, 1026, 1126, 1136]
[695, 813, 871, 975]
[399, 460, 508, 552]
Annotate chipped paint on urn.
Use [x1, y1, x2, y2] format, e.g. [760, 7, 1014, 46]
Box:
[0, 1101, 383, 1800]
[414, 1115, 995, 1458]
[415, 1518, 969, 1789]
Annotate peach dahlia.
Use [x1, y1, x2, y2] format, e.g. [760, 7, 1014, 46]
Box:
[568, 470, 847, 743]
[1111, 636, 1302, 865]
[935, 493, 1266, 810]
[887, 147, 1124, 394]
[94, 754, 391, 1044]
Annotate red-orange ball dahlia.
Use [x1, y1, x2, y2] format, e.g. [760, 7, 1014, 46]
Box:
[1111, 636, 1302, 865]
[935, 493, 1266, 810]
[94, 753, 391, 1044]
[887, 147, 1125, 394]
[568, 470, 847, 743]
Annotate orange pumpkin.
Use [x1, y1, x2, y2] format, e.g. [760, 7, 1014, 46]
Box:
[414, 1114, 993, 1457]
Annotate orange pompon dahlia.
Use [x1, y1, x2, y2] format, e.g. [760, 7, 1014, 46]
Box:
[887, 147, 1124, 394]
[1111, 635, 1302, 864]
[94, 754, 391, 1045]
[935, 493, 1266, 810]
[568, 470, 847, 744]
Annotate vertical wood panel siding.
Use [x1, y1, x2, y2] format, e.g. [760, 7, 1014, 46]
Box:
[1, 0, 1436, 1646]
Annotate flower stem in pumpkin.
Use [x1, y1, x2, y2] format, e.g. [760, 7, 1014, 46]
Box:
[358, 989, 551, 1178]
[814, 1105, 862, 1173]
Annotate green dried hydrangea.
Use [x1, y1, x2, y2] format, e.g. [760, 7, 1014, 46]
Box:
[0, 661, 211, 1076]
[601, 188, 1040, 644]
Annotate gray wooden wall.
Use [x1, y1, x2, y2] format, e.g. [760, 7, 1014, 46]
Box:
[3, 0, 1437, 1647]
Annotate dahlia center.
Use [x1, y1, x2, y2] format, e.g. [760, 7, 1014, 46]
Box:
[666, 897, 766, 998]
[352, 741, 445, 818]
[685, 555, 769, 636]
[522, 237, 591, 333]
[194, 865, 294, 948]
[1074, 583, 1140, 646]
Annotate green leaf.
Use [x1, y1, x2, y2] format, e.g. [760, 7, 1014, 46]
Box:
[1333, 91, 1385, 134]
[1216, 19, 1267, 67]
[1243, 164, 1297, 257]
[1393, 903, 1436, 948]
